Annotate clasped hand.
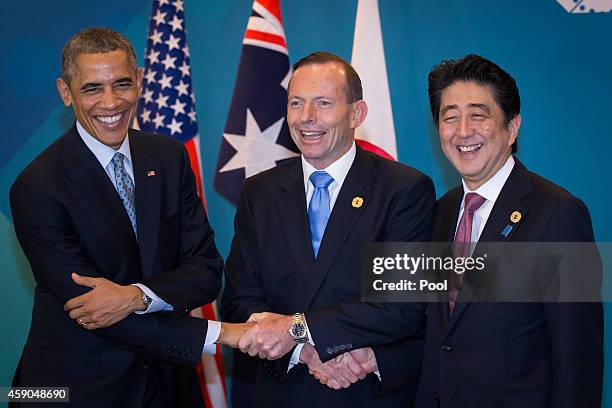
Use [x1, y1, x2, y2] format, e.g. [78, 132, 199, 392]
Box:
[224, 312, 378, 390]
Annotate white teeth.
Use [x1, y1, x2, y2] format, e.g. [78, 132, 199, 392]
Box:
[96, 113, 122, 124]
[457, 144, 482, 153]
[301, 131, 324, 139]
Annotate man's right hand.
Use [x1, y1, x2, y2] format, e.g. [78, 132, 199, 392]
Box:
[299, 344, 369, 390]
[217, 322, 254, 348]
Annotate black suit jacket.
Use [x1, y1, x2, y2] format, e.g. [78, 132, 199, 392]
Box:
[10, 125, 223, 407]
[305, 159, 603, 408]
[221, 147, 435, 407]
[415, 159, 603, 408]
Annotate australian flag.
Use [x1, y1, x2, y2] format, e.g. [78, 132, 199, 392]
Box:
[214, 0, 298, 205]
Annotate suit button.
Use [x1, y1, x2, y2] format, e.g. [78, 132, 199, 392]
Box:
[441, 345, 452, 351]
[433, 391, 439, 400]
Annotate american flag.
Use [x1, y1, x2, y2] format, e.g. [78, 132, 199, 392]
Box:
[214, 0, 298, 205]
[136, 1, 227, 407]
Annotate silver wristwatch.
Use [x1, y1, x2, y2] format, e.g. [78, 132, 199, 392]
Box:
[141, 291, 153, 310]
[288, 313, 308, 344]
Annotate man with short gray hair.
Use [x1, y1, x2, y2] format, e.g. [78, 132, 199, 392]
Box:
[10, 27, 243, 407]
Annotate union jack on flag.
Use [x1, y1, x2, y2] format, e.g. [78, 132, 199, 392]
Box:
[136, 1, 227, 407]
[214, 0, 298, 205]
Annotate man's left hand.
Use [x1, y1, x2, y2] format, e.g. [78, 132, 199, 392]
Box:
[238, 312, 294, 359]
[64, 273, 144, 330]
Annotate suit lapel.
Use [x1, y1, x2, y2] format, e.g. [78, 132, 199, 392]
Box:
[130, 131, 162, 280]
[304, 148, 374, 309]
[447, 159, 532, 331]
[63, 126, 137, 247]
[277, 160, 315, 302]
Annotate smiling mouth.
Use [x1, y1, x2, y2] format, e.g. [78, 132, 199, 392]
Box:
[456, 143, 483, 154]
[94, 112, 125, 126]
[300, 130, 326, 140]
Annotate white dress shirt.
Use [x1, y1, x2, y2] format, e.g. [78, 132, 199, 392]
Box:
[456, 155, 515, 242]
[76, 121, 219, 354]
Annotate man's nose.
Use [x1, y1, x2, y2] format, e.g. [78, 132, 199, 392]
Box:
[300, 102, 315, 123]
[99, 88, 121, 110]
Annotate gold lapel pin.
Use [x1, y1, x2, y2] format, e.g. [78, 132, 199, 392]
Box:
[510, 211, 522, 223]
[352, 196, 364, 208]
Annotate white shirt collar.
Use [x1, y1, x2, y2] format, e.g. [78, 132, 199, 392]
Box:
[76, 121, 132, 169]
[301, 142, 356, 190]
[461, 155, 515, 205]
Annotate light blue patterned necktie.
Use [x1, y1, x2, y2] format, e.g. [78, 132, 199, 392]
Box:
[112, 152, 137, 235]
[308, 171, 334, 258]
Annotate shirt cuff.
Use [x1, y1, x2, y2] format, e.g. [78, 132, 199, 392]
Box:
[203, 320, 221, 355]
[131, 283, 174, 314]
[303, 314, 315, 346]
[288, 343, 304, 372]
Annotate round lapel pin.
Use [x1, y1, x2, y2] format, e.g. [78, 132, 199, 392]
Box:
[510, 211, 522, 223]
[352, 196, 364, 208]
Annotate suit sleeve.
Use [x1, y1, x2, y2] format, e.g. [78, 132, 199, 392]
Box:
[220, 181, 293, 381]
[542, 197, 603, 408]
[140, 145, 223, 317]
[371, 332, 424, 396]
[221, 180, 270, 323]
[306, 174, 434, 361]
[10, 167, 210, 367]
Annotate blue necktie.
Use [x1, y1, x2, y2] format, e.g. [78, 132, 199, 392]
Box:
[112, 152, 137, 235]
[308, 171, 334, 257]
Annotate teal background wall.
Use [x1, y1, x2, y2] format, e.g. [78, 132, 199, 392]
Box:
[1, 0, 611, 405]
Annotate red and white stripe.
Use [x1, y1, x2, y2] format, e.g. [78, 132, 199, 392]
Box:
[184, 135, 227, 408]
[352, 0, 398, 160]
[243, 0, 288, 54]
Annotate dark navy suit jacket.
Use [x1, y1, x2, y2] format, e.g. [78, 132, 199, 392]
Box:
[306, 159, 603, 408]
[10, 125, 223, 407]
[222, 147, 435, 407]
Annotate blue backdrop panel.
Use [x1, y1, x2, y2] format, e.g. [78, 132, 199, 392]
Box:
[0, 0, 610, 405]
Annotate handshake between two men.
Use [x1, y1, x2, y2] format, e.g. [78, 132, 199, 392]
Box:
[218, 312, 380, 390]
[63, 273, 379, 391]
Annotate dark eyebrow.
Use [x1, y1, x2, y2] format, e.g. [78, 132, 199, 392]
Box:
[114, 77, 134, 85]
[468, 103, 490, 112]
[80, 77, 133, 91]
[80, 82, 102, 91]
[440, 104, 458, 116]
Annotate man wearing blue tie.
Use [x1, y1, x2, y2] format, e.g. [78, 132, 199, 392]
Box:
[221, 52, 435, 407]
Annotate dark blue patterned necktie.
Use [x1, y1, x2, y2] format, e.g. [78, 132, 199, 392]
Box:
[308, 171, 334, 257]
[112, 152, 137, 235]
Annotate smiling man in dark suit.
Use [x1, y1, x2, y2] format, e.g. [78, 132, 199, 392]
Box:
[414, 54, 604, 407]
[299, 54, 603, 408]
[221, 52, 434, 407]
[9, 28, 246, 407]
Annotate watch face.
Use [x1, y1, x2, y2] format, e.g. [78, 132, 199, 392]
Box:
[291, 323, 306, 338]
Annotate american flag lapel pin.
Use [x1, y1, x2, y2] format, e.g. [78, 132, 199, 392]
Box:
[147, 170, 156, 177]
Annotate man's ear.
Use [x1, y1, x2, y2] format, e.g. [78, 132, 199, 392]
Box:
[56, 78, 72, 107]
[507, 114, 521, 146]
[350, 99, 368, 129]
[136, 67, 144, 95]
